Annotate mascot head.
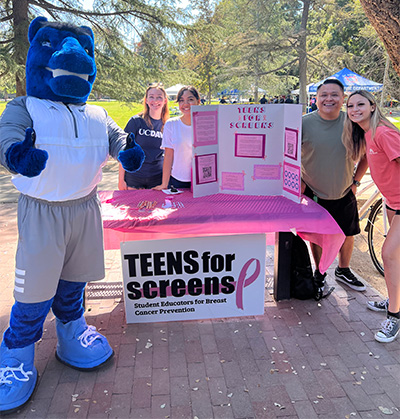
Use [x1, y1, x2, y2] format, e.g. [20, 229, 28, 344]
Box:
[26, 17, 96, 103]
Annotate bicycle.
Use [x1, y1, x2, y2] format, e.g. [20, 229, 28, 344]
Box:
[357, 176, 388, 276]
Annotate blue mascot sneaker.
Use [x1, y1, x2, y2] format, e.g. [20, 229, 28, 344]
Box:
[55, 316, 114, 371]
[0, 342, 38, 414]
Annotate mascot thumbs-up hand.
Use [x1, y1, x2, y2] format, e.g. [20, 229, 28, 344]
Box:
[118, 132, 145, 173]
[6, 128, 48, 177]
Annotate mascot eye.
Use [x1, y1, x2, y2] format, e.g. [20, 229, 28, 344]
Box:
[41, 40, 52, 48]
[84, 47, 91, 54]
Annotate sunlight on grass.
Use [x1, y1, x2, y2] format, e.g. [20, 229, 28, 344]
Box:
[0, 100, 179, 129]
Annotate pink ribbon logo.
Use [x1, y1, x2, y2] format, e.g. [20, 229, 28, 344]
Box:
[236, 258, 261, 310]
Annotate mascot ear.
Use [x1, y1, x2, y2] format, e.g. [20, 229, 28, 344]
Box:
[28, 16, 48, 42]
[81, 26, 95, 40]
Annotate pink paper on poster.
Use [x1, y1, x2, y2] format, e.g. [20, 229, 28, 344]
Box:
[221, 172, 245, 191]
[195, 153, 218, 185]
[284, 128, 298, 160]
[193, 111, 218, 146]
[235, 133, 265, 158]
[253, 164, 281, 180]
[283, 162, 301, 196]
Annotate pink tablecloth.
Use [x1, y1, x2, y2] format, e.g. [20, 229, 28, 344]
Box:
[99, 190, 345, 273]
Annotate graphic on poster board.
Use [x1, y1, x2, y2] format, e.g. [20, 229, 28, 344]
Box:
[193, 110, 218, 146]
[284, 128, 298, 160]
[253, 164, 281, 180]
[221, 172, 245, 191]
[195, 153, 218, 185]
[234, 133, 266, 158]
[283, 162, 301, 196]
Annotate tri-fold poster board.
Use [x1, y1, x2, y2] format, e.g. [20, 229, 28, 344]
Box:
[191, 104, 302, 202]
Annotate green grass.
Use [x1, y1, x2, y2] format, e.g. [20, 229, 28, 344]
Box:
[391, 119, 400, 129]
[89, 101, 141, 128]
[0, 100, 179, 129]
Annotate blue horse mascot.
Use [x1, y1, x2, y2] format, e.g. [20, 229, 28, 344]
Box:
[0, 17, 144, 414]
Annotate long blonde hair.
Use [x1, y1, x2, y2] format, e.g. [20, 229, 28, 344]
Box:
[342, 90, 399, 162]
[141, 82, 169, 131]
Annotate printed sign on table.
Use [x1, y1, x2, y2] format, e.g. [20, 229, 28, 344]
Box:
[121, 234, 266, 323]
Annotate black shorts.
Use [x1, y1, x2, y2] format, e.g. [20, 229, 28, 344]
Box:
[168, 176, 191, 189]
[386, 203, 400, 215]
[304, 185, 360, 236]
[125, 172, 162, 189]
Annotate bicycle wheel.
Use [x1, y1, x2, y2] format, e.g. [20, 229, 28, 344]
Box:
[367, 198, 385, 276]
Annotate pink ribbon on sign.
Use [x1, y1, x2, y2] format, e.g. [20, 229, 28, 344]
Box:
[236, 258, 261, 310]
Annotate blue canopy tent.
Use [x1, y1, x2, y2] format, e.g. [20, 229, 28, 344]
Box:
[309, 68, 383, 93]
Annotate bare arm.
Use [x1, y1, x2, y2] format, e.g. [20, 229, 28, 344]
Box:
[352, 154, 369, 194]
[153, 148, 174, 190]
[118, 163, 127, 190]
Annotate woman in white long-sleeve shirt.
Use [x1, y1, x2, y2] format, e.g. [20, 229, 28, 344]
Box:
[154, 85, 201, 190]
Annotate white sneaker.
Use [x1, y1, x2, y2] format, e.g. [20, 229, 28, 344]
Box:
[375, 316, 400, 343]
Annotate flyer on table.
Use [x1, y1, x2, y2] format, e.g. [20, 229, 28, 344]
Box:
[120, 234, 267, 323]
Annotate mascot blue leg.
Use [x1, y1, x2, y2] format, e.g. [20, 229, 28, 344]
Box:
[0, 281, 113, 413]
[53, 280, 114, 371]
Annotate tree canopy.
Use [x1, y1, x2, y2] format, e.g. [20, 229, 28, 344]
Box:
[1, 0, 399, 101]
[0, 0, 186, 98]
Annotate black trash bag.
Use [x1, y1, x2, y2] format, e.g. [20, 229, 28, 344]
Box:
[290, 234, 315, 300]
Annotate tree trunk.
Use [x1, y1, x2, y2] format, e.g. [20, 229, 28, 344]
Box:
[359, 0, 400, 76]
[13, 0, 30, 96]
[298, 0, 310, 114]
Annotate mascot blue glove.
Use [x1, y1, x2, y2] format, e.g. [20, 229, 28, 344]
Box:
[118, 132, 145, 173]
[6, 128, 48, 177]
[0, 16, 144, 415]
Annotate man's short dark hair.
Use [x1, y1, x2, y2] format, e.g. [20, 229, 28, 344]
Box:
[317, 78, 344, 92]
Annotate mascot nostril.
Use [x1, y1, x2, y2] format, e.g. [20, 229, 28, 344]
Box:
[0, 16, 144, 415]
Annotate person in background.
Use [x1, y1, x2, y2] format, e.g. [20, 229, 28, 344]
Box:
[310, 96, 317, 111]
[343, 90, 400, 343]
[259, 94, 268, 104]
[301, 79, 369, 299]
[154, 86, 201, 190]
[118, 82, 169, 190]
[285, 95, 294, 104]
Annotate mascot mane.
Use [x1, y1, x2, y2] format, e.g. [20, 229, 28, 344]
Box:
[26, 16, 96, 103]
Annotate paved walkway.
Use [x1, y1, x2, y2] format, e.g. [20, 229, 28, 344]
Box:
[0, 162, 399, 418]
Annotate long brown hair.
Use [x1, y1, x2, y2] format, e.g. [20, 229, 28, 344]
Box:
[140, 82, 169, 131]
[342, 90, 399, 162]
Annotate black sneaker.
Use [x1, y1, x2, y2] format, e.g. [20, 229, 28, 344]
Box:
[313, 270, 326, 301]
[367, 298, 389, 312]
[335, 267, 366, 292]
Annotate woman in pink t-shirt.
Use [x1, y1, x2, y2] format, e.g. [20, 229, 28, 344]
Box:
[342, 90, 400, 343]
